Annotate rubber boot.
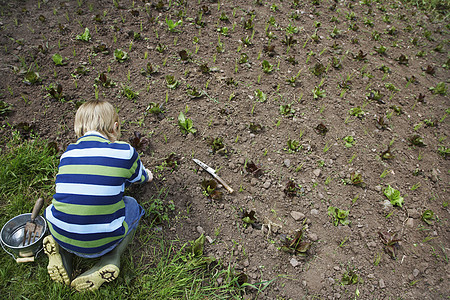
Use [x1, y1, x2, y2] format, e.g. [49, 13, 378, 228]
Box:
[43, 235, 73, 285]
[71, 230, 135, 292]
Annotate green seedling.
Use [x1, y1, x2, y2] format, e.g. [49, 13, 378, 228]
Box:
[341, 270, 359, 285]
[384, 185, 404, 207]
[408, 135, 426, 147]
[186, 86, 204, 99]
[45, 83, 64, 101]
[280, 230, 311, 256]
[429, 82, 447, 95]
[350, 172, 363, 185]
[312, 86, 326, 99]
[201, 179, 222, 200]
[378, 231, 401, 258]
[165, 75, 179, 89]
[311, 63, 326, 76]
[121, 84, 139, 100]
[23, 71, 41, 85]
[343, 136, 355, 148]
[146, 102, 164, 117]
[254, 89, 267, 102]
[239, 209, 261, 229]
[0, 100, 12, 115]
[262, 60, 274, 73]
[280, 104, 295, 117]
[93, 43, 109, 54]
[284, 180, 302, 197]
[76, 27, 91, 41]
[422, 209, 435, 225]
[206, 137, 227, 155]
[178, 111, 196, 135]
[166, 17, 182, 32]
[437, 146, 449, 159]
[141, 62, 159, 77]
[94, 72, 114, 87]
[328, 206, 350, 226]
[349, 106, 365, 118]
[285, 139, 301, 153]
[52, 53, 67, 66]
[397, 54, 408, 65]
[114, 49, 128, 62]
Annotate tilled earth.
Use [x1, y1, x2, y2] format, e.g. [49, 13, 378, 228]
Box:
[0, 0, 449, 299]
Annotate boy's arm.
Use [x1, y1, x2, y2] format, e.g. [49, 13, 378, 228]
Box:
[127, 147, 152, 184]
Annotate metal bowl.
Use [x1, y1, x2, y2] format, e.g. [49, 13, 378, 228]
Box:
[1, 213, 47, 260]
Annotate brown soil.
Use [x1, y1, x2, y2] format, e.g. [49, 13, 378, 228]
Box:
[1, 0, 449, 299]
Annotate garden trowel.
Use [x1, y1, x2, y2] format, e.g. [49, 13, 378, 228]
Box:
[193, 159, 234, 194]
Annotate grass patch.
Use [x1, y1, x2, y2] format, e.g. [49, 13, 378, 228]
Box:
[0, 133, 252, 298]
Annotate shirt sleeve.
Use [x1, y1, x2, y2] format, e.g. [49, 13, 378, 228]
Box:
[126, 146, 149, 184]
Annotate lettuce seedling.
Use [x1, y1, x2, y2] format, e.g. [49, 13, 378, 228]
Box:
[186, 86, 204, 99]
[0, 100, 12, 115]
[114, 49, 128, 62]
[141, 62, 159, 77]
[95, 73, 115, 87]
[384, 185, 404, 207]
[421, 209, 434, 225]
[262, 60, 274, 73]
[46, 83, 65, 101]
[350, 172, 363, 185]
[378, 231, 401, 258]
[249, 123, 263, 133]
[165, 75, 179, 89]
[245, 160, 263, 177]
[280, 104, 295, 117]
[280, 230, 311, 256]
[121, 84, 139, 100]
[397, 54, 408, 65]
[380, 145, 394, 160]
[93, 43, 109, 54]
[285, 139, 301, 153]
[129, 131, 149, 153]
[23, 71, 41, 85]
[349, 106, 365, 118]
[408, 135, 426, 147]
[341, 270, 359, 285]
[284, 180, 303, 197]
[76, 27, 91, 42]
[166, 17, 182, 32]
[429, 82, 447, 95]
[52, 53, 67, 66]
[254, 89, 267, 102]
[311, 63, 326, 76]
[178, 112, 196, 135]
[315, 123, 328, 136]
[239, 209, 261, 229]
[206, 137, 227, 155]
[343, 136, 355, 148]
[328, 206, 350, 226]
[201, 179, 222, 200]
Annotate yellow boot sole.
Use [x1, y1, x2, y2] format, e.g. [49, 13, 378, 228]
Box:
[71, 264, 119, 292]
[43, 235, 71, 285]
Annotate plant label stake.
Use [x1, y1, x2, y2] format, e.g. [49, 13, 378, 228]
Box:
[193, 159, 233, 194]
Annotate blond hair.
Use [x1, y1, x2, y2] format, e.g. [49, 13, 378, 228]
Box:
[74, 100, 120, 142]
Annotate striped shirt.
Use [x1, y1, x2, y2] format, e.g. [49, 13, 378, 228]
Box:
[45, 131, 148, 255]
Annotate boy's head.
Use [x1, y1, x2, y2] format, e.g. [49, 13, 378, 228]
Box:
[74, 100, 120, 142]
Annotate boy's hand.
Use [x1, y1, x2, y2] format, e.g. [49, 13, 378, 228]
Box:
[145, 168, 153, 182]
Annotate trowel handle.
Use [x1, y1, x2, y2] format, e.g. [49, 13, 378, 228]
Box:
[30, 198, 44, 222]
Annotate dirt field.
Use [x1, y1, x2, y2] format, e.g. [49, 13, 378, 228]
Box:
[0, 0, 448, 298]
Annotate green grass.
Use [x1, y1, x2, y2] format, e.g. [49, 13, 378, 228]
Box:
[0, 133, 252, 298]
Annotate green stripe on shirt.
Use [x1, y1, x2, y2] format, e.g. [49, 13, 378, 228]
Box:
[59, 164, 132, 178]
[53, 200, 125, 216]
[48, 221, 129, 249]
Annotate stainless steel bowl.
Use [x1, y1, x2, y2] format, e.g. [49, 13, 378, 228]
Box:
[1, 213, 47, 261]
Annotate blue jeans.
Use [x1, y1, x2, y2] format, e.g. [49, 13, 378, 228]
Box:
[61, 196, 145, 258]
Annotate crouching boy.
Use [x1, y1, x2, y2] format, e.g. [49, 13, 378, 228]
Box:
[44, 100, 152, 291]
